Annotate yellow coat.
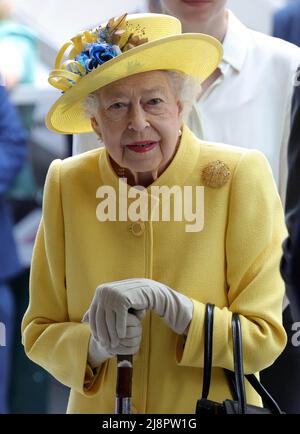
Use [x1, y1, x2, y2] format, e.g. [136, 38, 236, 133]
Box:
[22, 125, 287, 414]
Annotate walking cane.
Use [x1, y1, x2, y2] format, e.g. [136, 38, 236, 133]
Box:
[115, 308, 138, 414]
[115, 354, 133, 414]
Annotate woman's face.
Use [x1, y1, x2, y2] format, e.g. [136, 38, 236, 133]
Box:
[91, 70, 183, 176]
[160, 0, 227, 23]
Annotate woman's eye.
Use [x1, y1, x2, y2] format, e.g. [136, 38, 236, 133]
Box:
[147, 98, 163, 106]
[110, 102, 126, 110]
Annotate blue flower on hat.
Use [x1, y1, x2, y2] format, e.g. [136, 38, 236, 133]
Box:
[75, 51, 90, 73]
[89, 43, 117, 68]
[75, 42, 120, 74]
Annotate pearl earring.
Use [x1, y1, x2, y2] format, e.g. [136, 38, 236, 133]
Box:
[178, 129, 182, 137]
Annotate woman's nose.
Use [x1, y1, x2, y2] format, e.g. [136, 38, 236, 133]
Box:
[128, 105, 150, 131]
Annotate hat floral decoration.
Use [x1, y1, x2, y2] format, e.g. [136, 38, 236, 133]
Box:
[46, 13, 223, 134]
[49, 13, 149, 92]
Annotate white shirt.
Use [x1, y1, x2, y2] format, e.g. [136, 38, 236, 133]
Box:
[73, 10, 300, 201]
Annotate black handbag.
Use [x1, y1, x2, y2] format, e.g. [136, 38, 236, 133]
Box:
[195, 304, 284, 414]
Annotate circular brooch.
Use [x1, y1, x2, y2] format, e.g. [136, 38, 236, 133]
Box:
[202, 160, 231, 188]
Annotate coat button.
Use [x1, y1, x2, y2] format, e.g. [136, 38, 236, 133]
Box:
[129, 221, 145, 237]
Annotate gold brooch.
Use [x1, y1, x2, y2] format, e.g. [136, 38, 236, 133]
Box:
[202, 161, 231, 188]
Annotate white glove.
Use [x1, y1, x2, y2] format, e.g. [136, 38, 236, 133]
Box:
[85, 313, 142, 368]
[85, 278, 193, 349]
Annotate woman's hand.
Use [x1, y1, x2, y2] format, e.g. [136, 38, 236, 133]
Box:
[86, 313, 142, 368]
[84, 278, 193, 348]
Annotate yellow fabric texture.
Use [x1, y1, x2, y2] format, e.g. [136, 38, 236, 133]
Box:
[22, 125, 287, 414]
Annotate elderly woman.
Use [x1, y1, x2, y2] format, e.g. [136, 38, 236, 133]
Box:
[22, 13, 286, 414]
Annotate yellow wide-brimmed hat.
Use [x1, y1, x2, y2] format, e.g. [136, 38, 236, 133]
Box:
[46, 13, 223, 134]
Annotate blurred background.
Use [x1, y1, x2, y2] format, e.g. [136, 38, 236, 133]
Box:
[0, 0, 294, 414]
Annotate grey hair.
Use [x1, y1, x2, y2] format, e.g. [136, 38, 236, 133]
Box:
[83, 70, 202, 122]
[166, 70, 202, 121]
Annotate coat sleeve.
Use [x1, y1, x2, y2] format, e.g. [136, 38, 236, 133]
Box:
[21, 159, 104, 396]
[176, 150, 287, 374]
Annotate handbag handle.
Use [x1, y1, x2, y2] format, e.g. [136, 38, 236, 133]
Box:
[230, 314, 283, 414]
[201, 304, 283, 414]
[231, 313, 247, 413]
[201, 303, 215, 399]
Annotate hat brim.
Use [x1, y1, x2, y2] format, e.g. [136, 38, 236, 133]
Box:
[46, 33, 222, 134]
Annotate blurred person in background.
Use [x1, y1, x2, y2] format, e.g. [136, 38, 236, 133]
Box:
[0, 0, 37, 191]
[272, 2, 300, 411]
[273, 0, 300, 307]
[0, 0, 50, 414]
[273, 0, 300, 47]
[281, 82, 300, 324]
[0, 0, 37, 124]
[0, 84, 27, 414]
[154, 0, 300, 414]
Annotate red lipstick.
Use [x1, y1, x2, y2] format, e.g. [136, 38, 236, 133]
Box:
[125, 141, 158, 153]
[182, 0, 212, 5]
